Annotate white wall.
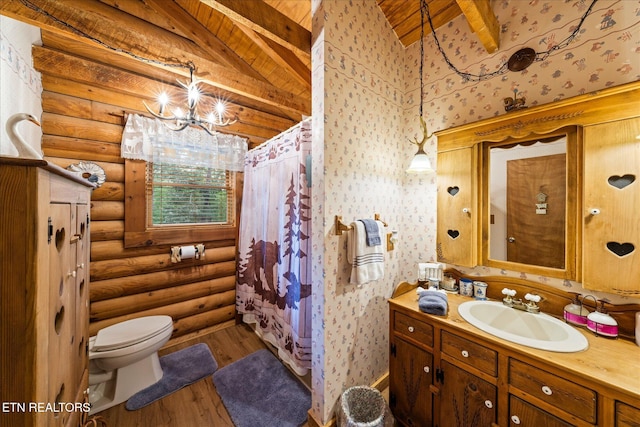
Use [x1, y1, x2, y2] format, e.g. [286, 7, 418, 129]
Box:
[0, 16, 42, 156]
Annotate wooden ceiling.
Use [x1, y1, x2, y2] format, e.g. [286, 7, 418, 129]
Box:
[1, 0, 497, 146]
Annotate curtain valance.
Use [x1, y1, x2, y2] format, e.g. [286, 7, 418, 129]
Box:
[120, 113, 247, 171]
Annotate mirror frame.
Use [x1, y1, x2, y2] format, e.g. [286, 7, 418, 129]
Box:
[480, 126, 579, 280]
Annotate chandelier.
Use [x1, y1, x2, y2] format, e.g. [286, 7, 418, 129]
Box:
[406, 0, 433, 174]
[143, 64, 237, 135]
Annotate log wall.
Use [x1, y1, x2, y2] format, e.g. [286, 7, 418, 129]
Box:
[34, 37, 253, 344]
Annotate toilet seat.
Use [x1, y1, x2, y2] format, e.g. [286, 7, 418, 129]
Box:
[92, 315, 173, 352]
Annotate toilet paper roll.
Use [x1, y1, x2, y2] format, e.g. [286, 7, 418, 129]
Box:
[180, 245, 196, 259]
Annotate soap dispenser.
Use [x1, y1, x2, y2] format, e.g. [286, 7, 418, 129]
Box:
[563, 292, 589, 326]
[586, 299, 618, 338]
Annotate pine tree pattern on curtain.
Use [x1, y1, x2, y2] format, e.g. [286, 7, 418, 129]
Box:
[236, 119, 312, 375]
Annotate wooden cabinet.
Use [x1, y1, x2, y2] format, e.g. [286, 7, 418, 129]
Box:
[389, 310, 434, 426]
[0, 157, 94, 427]
[583, 117, 640, 295]
[615, 401, 640, 427]
[436, 146, 479, 267]
[389, 288, 640, 427]
[434, 80, 640, 292]
[509, 358, 596, 424]
[509, 395, 572, 427]
[390, 338, 433, 427]
[437, 360, 496, 427]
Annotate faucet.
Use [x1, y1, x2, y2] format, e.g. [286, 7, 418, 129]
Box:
[501, 288, 541, 314]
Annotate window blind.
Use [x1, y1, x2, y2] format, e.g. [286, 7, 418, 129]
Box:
[146, 162, 234, 226]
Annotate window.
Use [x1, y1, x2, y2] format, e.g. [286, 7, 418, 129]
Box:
[124, 159, 239, 248]
[147, 162, 233, 226]
[121, 114, 247, 248]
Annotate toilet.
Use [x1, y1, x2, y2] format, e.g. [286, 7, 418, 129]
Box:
[88, 315, 173, 414]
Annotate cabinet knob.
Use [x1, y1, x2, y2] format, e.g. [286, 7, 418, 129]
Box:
[484, 400, 493, 409]
[511, 415, 521, 425]
[423, 366, 430, 373]
[461, 350, 469, 358]
[589, 208, 600, 215]
[76, 263, 84, 270]
[67, 270, 76, 278]
[408, 326, 415, 333]
[462, 207, 470, 214]
[541, 385, 553, 395]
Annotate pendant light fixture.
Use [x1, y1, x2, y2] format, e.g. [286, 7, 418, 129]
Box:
[407, 0, 433, 174]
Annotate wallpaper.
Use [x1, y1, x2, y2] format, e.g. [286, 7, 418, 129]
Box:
[311, 0, 405, 421]
[312, 0, 639, 423]
[0, 16, 42, 156]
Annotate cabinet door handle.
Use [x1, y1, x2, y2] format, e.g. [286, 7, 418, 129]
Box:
[408, 326, 415, 333]
[67, 270, 76, 278]
[511, 415, 521, 425]
[484, 400, 493, 409]
[461, 350, 469, 358]
[541, 385, 553, 395]
[423, 366, 430, 373]
[76, 263, 84, 270]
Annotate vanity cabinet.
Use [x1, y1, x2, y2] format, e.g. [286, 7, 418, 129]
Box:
[437, 360, 496, 427]
[389, 312, 434, 426]
[508, 396, 572, 427]
[509, 358, 596, 424]
[389, 288, 640, 427]
[436, 146, 479, 267]
[615, 401, 640, 427]
[0, 157, 94, 427]
[582, 116, 640, 295]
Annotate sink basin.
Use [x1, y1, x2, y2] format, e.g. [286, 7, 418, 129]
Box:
[458, 300, 588, 352]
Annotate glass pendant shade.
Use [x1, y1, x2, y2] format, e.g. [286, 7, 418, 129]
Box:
[406, 148, 432, 173]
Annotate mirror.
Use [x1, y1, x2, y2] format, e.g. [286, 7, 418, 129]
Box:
[482, 127, 578, 280]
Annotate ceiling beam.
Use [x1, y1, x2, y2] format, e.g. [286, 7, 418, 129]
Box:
[142, 0, 269, 84]
[0, 0, 310, 115]
[456, 0, 500, 53]
[199, 0, 311, 60]
[234, 23, 311, 90]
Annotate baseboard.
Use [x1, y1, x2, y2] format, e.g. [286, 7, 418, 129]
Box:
[306, 371, 389, 427]
[161, 319, 236, 351]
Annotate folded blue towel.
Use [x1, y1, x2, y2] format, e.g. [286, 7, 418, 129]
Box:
[418, 290, 448, 316]
[358, 219, 381, 246]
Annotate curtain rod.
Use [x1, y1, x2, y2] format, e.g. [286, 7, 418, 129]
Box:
[250, 116, 312, 152]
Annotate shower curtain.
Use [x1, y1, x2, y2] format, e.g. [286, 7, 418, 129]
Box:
[236, 118, 312, 375]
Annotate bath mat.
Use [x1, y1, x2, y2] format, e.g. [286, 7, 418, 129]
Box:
[213, 349, 311, 427]
[125, 343, 218, 410]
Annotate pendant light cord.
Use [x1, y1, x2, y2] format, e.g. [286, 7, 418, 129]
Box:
[423, 0, 599, 82]
[419, 0, 426, 119]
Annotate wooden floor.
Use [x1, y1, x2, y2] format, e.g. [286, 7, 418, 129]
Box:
[91, 323, 310, 427]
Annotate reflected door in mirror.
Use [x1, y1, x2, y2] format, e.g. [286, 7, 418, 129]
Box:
[506, 154, 566, 268]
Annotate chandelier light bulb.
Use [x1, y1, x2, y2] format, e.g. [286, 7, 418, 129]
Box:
[216, 102, 225, 123]
[157, 92, 169, 115]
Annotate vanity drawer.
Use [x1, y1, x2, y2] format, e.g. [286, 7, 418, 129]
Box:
[616, 401, 640, 427]
[441, 330, 497, 376]
[509, 358, 596, 424]
[393, 311, 434, 347]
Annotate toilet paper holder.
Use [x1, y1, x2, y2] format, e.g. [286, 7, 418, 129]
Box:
[170, 244, 205, 263]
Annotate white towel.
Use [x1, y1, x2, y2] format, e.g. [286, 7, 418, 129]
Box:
[347, 221, 385, 285]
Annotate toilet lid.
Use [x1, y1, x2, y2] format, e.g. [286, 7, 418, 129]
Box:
[93, 315, 173, 352]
